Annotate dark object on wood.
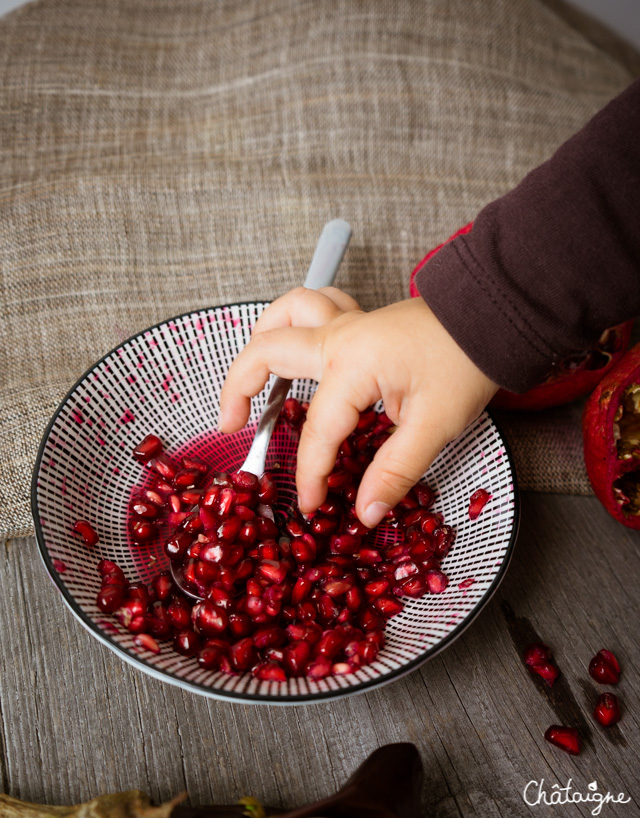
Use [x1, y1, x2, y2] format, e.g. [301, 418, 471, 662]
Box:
[174, 743, 423, 818]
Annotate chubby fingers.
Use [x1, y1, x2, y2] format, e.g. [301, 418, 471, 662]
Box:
[295, 375, 366, 513]
[354, 409, 452, 528]
[219, 326, 323, 433]
[252, 286, 360, 335]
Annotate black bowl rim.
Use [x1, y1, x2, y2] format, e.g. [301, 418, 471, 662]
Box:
[31, 300, 520, 705]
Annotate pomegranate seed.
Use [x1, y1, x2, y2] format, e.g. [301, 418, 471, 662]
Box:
[468, 489, 491, 520]
[128, 582, 150, 606]
[393, 560, 419, 581]
[253, 626, 285, 649]
[181, 513, 203, 534]
[315, 630, 345, 659]
[345, 517, 370, 536]
[257, 560, 287, 584]
[207, 585, 234, 609]
[292, 577, 312, 604]
[425, 569, 449, 594]
[198, 645, 224, 670]
[529, 661, 560, 686]
[73, 520, 99, 546]
[258, 474, 278, 504]
[253, 661, 287, 682]
[167, 599, 191, 630]
[415, 484, 435, 508]
[202, 486, 221, 507]
[128, 614, 148, 634]
[433, 526, 454, 559]
[327, 471, 350, 490]
[130, 519, 157, 543]
[217, 515, 242, 543]
[151, 454, 177, 481]
[97, 585, 124, 613]
[154, 477, 174, 495]
[182, 455, 209, 474]
[330, 534, 360, 554]
[131, 499, 160, 520]
[282, 397, 304, 426]
[421, 513, 442, 535]
[544, 725, 580, 755]
[228, 612, 252, 638]
[181, 488, 204, 505]
[216, 488, 237, 518]
[231, 470, 259, 491]
[523, 642, 552, 667]
[132, 434, 163, 463]
[296, 601, 317, 622]
[283, 640, 311, 677]
[115, 597, 145, 629]
[256, 515, 278, 538]
[263, 585, 286, 617]
[306, 656, 332, 680]
[593, 693, 621, 727]
[399, 575, 428, 597]
[373, 596, 404, 618]
[174, 469, 202, 491]
[589, 649, 621, 684]
[147, 601, 172, 637]
[324, 579, 353, 598]
[346, 586, 365, 610]
[230, 637, 257, 671]
[164, 530, 193, 560]
[173, 628, 201, 656]
[192, 601, 228, 635]
[364, 579, 390, 598]
[258, 540, 279, 561]
[134, 633, 160, 654]
[98, 559, 125, 580]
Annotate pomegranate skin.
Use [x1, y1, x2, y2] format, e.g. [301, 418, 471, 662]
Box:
[583, 343, 640, 529]
[409, 222, 633, 411]
[490, 319, 633, 411]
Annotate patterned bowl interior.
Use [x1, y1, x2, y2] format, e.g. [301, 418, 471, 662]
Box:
[32, 302, 518, 704]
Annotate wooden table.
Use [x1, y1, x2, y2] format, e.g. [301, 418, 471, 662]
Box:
[1, 492, 638, 816]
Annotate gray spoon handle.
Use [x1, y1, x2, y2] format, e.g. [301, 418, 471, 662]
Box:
[239, 219, 352, 477]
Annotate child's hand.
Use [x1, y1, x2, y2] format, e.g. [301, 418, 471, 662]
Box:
[220, 287, 498, 528]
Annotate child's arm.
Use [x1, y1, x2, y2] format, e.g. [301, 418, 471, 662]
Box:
[221, 78, 640, 527]
[219, 288, 497, 528]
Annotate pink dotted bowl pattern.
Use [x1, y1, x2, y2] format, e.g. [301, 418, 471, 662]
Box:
[32, 302, 519, 704]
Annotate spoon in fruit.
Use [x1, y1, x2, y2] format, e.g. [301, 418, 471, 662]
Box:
[170, 219, 352, 599]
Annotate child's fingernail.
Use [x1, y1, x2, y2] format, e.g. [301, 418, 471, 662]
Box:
[361, 501, 390, 528]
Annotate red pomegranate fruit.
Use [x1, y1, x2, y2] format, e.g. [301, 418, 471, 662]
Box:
[409, 223, 633, 410]
[583, 344, 640, 529]
[593, 693, 621, 727]
[544, 725, 580, 756]
[588, 649, 621, 685]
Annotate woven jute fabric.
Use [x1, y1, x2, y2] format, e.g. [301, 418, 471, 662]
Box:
[0, 0, 633, 539]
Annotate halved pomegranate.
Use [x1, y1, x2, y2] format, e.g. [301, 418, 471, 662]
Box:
[410, 223, 634, 410]
[583, 343, 640, 528]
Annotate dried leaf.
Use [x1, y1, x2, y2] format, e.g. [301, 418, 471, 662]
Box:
[0, 790, 185, 818]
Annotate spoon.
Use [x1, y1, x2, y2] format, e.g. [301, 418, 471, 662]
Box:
[171, 219, 352, 599]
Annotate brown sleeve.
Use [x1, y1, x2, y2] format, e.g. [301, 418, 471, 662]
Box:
[414, 78, 640, 393]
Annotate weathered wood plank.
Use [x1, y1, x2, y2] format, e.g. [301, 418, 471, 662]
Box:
[0, 493, 639, 816]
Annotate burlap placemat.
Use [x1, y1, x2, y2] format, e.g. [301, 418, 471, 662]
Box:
[0, 0, 633, 540]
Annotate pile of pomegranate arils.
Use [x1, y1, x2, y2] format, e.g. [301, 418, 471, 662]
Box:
[88, 400, 466, 683]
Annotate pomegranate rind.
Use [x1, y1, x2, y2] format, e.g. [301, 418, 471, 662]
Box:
[409, 223, 633, 411]
[490, 317, 633, 411]
[583, 343, 640, 529]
